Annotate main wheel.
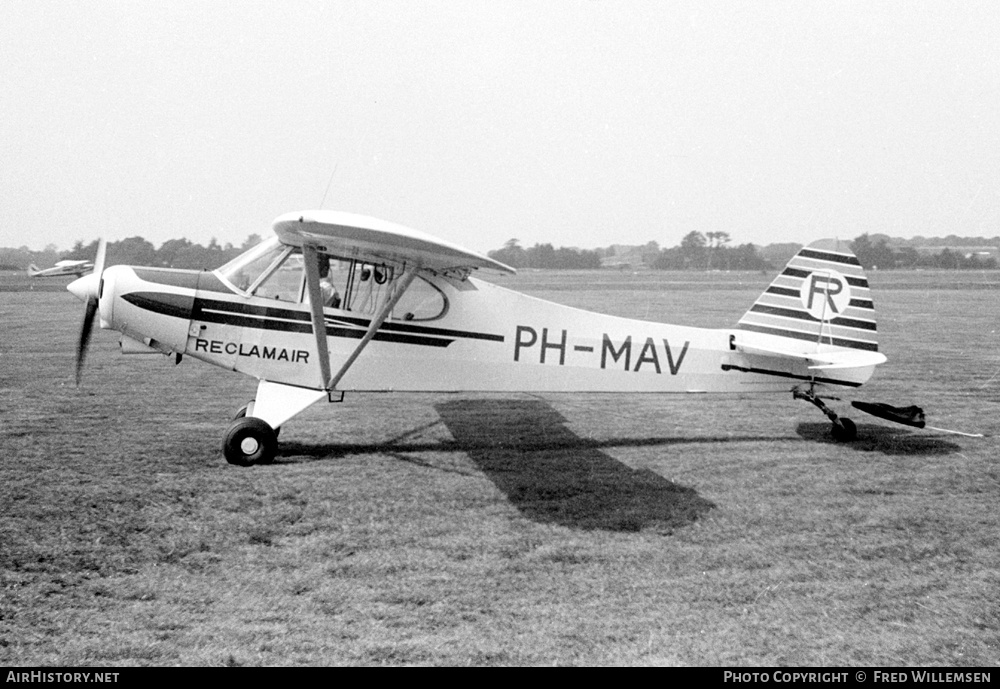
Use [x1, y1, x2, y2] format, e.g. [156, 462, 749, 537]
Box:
[831, 417, 857, 442]
[223, 416, 278, 466]
[234, 402, 279, 438]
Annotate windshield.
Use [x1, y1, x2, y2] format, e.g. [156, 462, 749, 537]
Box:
[216, 238, 292, 293]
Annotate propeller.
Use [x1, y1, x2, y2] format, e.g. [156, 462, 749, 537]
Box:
[67, 238, 107, 385]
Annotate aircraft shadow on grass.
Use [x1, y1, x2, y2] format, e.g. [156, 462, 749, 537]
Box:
[794, 422, 962, 456]
[281, 398, 728, 533]
[434, 398, 717, 533]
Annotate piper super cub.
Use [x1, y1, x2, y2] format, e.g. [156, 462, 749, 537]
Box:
[28, 259, 94, 278]
[68, 210, 924, 466]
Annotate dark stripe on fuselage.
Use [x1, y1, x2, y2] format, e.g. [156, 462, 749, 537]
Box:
[122, 292, 195, 319]
[720, 363, 862, 388]
[748, 304, 877, 331]
[199, 307, 440, 347]
[325, 314, 505, 342]
[192, 297, 453, 347]
[194, 298, 504, 343]
[195, 297, 310, 324]
[122, 291, 503, 348]
[192, 273, 505, 342]
[737, 322, 879, 351]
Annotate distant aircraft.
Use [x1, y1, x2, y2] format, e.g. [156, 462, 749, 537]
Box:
[28, 259, 93, 278]
[68, 210, 940, 467]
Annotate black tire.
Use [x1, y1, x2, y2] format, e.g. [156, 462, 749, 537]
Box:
[234, 402, 279, 438]
[223, 416, 278, 466]
[831, 417, 857, 442]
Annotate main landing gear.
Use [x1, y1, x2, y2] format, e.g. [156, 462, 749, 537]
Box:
[223, 401, 279, 466]
[793, 386, 857, 442]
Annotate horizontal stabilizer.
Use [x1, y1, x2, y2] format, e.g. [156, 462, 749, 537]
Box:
[737, 341, 887, 370]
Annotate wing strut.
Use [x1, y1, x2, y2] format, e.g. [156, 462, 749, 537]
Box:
[301, 242, 420, 395]
[301, 243, 333, 387]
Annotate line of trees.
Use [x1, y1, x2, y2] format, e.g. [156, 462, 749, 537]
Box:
[4, 229, 998, 273]
[0, 235, 265, 272]
[851, 234, 998, 270]
[488, 231, 771, 271]
[61, 235, 266, 270]
[487, 240, 602, 269]
[488, 231, 1000, 271]
[648, 231, 772, 271]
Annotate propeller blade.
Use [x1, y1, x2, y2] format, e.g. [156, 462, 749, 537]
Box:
[72, 238, 107, 385]
[76, 296, 98, 385]
[93, 237, 107, 276]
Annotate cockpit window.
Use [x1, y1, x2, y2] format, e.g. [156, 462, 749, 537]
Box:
[340, 263, 447, 321]
[216, 238, 448, 320]
[392, 276, 448, 321]
[346, 263, 394, 315]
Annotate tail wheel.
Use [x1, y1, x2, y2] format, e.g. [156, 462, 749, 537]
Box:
[223, 417, 278, 466]
[831, 417, 857, 442]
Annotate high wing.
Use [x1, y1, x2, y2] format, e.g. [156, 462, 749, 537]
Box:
[271, 210, 515, 398]
[273, 210, 516, 277]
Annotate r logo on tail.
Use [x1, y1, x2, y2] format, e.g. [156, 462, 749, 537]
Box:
[801, 270, 850, 321]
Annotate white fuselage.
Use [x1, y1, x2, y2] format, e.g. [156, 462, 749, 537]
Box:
[98, 265, 876, 396]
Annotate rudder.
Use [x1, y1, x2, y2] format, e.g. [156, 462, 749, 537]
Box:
[738, 239, 879, 353]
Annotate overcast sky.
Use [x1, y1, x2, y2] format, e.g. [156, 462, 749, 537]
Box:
[2, 1, 998, 254]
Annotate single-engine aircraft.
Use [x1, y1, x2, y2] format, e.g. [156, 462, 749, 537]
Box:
[68, 210, 927, 466]
[29, 259, 93, 278]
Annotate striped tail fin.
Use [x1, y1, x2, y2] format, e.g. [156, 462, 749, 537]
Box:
[738, 239, 878, 353]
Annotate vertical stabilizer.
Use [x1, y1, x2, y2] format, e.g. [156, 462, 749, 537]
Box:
[738, 239, 878, 352]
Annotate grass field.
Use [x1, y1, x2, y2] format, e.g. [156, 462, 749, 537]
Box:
[1, 269, 998, 665]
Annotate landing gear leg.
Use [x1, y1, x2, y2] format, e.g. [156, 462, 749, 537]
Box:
[222, 380, 327, 466]
[794, 386, 857, 441]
